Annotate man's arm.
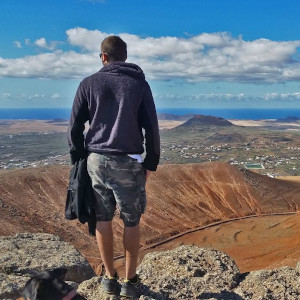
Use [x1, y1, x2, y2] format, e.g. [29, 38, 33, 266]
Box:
[139, 83, 160, 172]
[67, 83, 89, 164]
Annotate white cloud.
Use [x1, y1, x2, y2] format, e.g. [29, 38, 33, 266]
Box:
[34, 37, 59, 50]
[66, 27, 107, 51]
[155, 92, 300, 105]
[1, 28, 300, 83]
[0, 51, 99, 79]
[264, 92, 300, 100]
[14, 41, 22, 48]
[0, 92, 64, 104]
[34, 38, 47, 48]
[155, 93, 248, 104]
[50, 93, 60, 99]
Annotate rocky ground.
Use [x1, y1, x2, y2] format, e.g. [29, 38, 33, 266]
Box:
[1, 233, 300, 300]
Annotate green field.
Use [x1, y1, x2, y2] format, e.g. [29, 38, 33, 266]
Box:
[0, 132, 69, 168]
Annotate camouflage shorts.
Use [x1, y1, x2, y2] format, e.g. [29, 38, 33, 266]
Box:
[87, 152, 146, 227]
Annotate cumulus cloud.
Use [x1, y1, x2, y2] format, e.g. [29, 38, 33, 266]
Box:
[1, 28, 300, 83]
[66, 27, 107, 51]
[0, 51, 99, 79]
[34, 37, 59, 50]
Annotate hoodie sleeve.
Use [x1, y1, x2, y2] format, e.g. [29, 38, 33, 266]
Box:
[67, 82, 89, 164]
[139, 82, 160, 171]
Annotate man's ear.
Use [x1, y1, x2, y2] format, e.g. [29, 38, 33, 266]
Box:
[102, 53, 109, 64]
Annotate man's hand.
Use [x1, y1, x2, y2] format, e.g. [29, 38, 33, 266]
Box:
[145, 169, 152, 181]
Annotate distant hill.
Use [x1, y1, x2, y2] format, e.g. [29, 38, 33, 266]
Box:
[274, 116, 300, 123]
[46, 118, 68, 123]
[176, 115, 234, 128]
[205, 132, 246, 143]
[157, 113, 195, 121]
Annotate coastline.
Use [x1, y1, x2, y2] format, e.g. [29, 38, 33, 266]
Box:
[2, 118, 300, 134]
[1, 107, 300, 121]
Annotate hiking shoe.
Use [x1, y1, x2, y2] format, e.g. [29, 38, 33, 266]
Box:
[101, 273, 120, 295]
[120, 275, 150, 298]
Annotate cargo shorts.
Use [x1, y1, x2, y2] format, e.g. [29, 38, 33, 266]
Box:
[87, 152, 146, 227]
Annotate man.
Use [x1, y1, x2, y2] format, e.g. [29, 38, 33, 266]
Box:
[67, 36, 160, 298]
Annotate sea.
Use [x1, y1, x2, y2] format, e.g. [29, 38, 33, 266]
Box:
[0, 108, 300, 120]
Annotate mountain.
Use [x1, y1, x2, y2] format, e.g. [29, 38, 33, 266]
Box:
[1, 162, 300, 271]
[177, 115, 234, 128]
[274, 116, 300, 123]
[205, 132, 246, 143]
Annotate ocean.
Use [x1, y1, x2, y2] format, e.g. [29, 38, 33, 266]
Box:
[0, 108, 300, 120]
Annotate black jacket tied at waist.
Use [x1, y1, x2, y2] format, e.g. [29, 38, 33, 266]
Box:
[65, 158, 96, 236]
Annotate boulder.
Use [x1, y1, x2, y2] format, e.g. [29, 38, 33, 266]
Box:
[78, 276, 118, 300]
[0, 273, 30, 300]
[234, 267, 300, 300]
[0, 233, 95, 283]
[138, 245, 240, 299]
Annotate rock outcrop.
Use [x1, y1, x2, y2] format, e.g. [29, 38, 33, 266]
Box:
[0, 273, 30, 300]
[1, 233, 300, 299]
[0, 233, 94, 299]
[138, 245, 240, 299]
[235, 267, 300, 300]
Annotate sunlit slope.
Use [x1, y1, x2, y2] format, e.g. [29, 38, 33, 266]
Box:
[141, 162, 300, 243]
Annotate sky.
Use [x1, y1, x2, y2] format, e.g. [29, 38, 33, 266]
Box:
[0, 0, 300, 109]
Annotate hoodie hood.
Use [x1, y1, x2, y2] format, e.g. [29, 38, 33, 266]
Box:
[100, 61, 145, 80]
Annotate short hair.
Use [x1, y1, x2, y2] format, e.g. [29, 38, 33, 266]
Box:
[101, 36, 127, 62]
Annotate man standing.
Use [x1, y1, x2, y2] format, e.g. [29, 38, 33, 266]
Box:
[68, 36, 160, 297]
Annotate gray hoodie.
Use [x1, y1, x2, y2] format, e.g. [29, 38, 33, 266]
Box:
[68, 62, 160, 171]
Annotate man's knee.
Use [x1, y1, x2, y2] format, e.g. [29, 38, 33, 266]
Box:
[96, 220, 113, 232]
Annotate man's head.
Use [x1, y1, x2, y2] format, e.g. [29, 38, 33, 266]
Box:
[100, 36, 127, 65]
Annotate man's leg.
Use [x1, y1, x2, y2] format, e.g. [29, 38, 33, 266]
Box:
[123, 224, 140, 279]
[96, 220, 116, 277]
[120, 223, 149, 297]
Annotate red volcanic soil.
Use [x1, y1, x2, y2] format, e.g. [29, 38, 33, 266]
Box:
[141, 213, 300, 273]
[1, 162, 300, 275]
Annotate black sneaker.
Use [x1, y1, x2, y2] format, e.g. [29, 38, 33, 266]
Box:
[120, 275, 150, 298]
[101, 273, 120, 295]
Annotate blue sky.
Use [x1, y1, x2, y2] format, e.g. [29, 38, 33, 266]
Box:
[0, 0, 300, 109]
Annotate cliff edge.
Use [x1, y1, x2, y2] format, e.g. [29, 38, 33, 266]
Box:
[1, 233, 300, 300]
